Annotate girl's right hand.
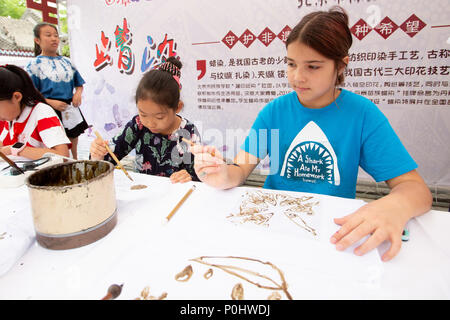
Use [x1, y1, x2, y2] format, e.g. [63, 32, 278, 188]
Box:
[48, 99, 68, 112]
[90, 137, 108, 160]
[190, 144, 227, 184]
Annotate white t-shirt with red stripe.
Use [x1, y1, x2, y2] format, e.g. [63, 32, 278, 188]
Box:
[0, 102, 70, 149]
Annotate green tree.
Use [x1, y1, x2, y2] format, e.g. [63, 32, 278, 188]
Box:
[0, 0, 26, 19]
[0, 0, 71, 57]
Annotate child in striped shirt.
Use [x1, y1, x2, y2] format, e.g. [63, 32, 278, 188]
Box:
[0, 65, 70, 160]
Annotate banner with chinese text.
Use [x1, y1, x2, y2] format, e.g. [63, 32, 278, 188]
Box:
[67, 0, 450, 187]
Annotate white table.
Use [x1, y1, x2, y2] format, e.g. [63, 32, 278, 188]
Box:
[0, 171, 449, 300]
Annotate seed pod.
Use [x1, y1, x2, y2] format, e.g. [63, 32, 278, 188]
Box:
[203, 268, 213, 280]
[141, 286, 150, 300]
[175, 265, 193, 282]
[130, 184, 147, 190]
[231, 283, 244, 300]
[101, 283, 123, 300]
[267, 291, 282, 300]
[149, 292, 168, 300]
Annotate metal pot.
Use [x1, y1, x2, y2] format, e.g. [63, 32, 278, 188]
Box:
[26, 160, 117, 250]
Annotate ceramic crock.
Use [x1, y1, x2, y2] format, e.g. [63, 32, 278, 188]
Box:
[26, 160, 117, 250]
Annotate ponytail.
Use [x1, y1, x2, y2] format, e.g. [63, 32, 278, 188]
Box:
[135, 56, 183, 110]
[0, 65, 46, 108]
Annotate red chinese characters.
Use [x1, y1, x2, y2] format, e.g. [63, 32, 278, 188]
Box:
[400, 14, 427, 38]
[94, 31, 113, 71]
[239, 29, 256, 48]
[114, 18, 135, 74]
[350, 19, 372, 41]
[26, 0, 58, 24]
[258, 27, 276, 47]
[222, 31, 239, 49]
[277, 26, 292, 44]
[374, 17, 399, 39]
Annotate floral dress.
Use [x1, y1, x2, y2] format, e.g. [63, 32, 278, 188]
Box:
[105, 115, 201, 180]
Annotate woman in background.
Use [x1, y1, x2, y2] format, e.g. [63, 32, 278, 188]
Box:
[26, 22, 89, 159]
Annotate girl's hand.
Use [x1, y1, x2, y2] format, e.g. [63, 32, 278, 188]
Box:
[330, 197, 409, 262]
[72, 91, 82, 107]
[190, 144, 227, 183]
[0, 146, 11, 156]
[170, 169, 192, 184]
[89, 137, 108, 160]
[48, 99, 68, 112]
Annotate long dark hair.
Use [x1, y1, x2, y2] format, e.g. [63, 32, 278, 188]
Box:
[286, 6, 352, 85]
[33, 22, 59, 56]
[135, 56, 182, 110]
[0, 65, 46, 108]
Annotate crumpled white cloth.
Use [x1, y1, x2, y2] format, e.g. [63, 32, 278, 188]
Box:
[0, 187, 36, 277]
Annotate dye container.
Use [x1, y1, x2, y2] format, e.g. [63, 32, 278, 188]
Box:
[26, 160, 117, 250]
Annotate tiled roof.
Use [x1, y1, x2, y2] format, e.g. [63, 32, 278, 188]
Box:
[0, 16, 35, 53]
[0, 48, 34, 57]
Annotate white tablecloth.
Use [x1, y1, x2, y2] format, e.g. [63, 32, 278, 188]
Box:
[0, 171, 449, 300]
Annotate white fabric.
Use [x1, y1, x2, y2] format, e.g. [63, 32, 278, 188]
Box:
[0, 185, 35, 276]
[61, 104, 85, 130]
[0, 172, 449, 299]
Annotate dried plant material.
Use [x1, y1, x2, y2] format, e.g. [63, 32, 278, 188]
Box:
[231, 283, 244, 300]
[130, 184, 147, 190]
[175, 264, 193, 282]
[151, 292, 168, 300]
[204, 268, 213, 280]
[283, 211, 317, 236]
[136, 286, 167, 300]
[0, 232, 6, 240]
[191, 256, 292, 300]
[141, 286, 150, 300]
[267, 292, 281, 300]
[101, 283, 123, 300]
[228, 190, 319, 237]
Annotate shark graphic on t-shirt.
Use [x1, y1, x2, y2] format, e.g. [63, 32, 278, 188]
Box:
[280, 121, 340, 186]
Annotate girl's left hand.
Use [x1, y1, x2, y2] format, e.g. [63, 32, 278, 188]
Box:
[0, 146, 11, 155]
[170, 170, 192, 184]
[72, 91, 82, 107]
[330, 198, 409, 262]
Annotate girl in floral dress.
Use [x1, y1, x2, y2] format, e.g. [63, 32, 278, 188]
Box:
[90, 57, 201, 183]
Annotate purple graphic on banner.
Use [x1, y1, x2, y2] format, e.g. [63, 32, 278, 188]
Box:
[113, 104, 123, 128]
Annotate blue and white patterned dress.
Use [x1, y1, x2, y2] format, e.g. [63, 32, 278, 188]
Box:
[26, 55, 89, 138]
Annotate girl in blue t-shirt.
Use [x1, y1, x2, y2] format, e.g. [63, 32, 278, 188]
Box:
[191, 6, 432, 262]
[26, 22, 89, 159]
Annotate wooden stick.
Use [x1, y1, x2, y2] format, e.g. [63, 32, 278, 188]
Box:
[182, 137, 216, 157]
[0, 150, 25, 174]
[181, 137, 235, 165]
[94, 130, 133, 182]
[165, 185, 196, 223]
